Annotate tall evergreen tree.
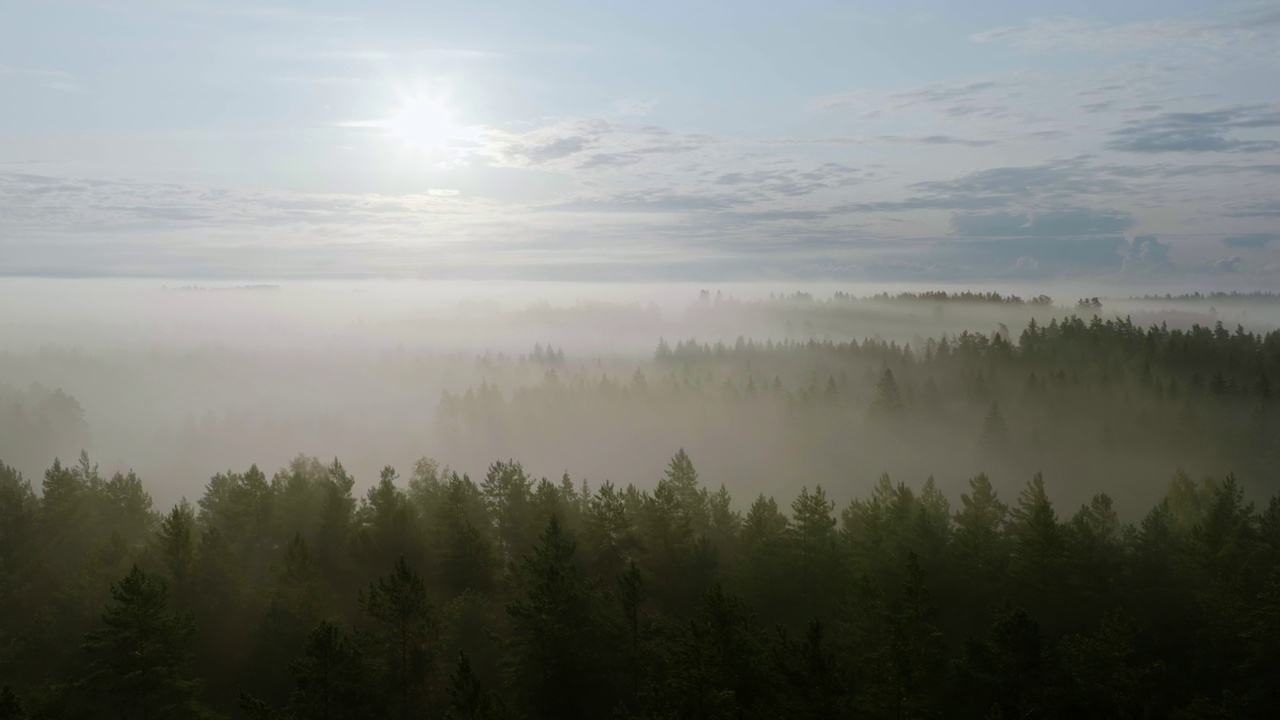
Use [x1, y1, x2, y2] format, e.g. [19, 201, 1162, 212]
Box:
[505, 515, 612, 720]
[361, 556, 439, 720]
[288, 620, 368, 720]
[870, 367, 904, 422]
[445, 652, 504, 720]
[80, 565, 211, 719]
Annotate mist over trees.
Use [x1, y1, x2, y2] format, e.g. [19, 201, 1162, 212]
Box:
[5, 285, 1280, 514]
[4, 283, 1280, 717]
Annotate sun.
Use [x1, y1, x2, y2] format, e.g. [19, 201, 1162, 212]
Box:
[388, 88, 459, 152]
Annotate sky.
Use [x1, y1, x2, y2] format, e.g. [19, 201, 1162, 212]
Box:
[2, 0, 1280, 283]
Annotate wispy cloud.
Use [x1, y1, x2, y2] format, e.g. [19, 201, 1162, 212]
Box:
[0, 65, 87, 93]
[951, 208, 1135, 237]
[971, 7, 1280, 55]
[1107, 105, 1280, 153]
[810, 74, 1032, 119]
[1222, 233, 1280, 248]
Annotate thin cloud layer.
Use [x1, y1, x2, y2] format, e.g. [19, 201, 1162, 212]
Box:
[1, 1, 1279, 281]
[1107, 106, 1280, 153]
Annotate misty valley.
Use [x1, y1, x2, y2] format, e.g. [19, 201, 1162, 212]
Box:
[2, 285, 1280, 718]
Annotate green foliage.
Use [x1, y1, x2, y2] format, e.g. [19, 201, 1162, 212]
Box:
[445, 652, 505, 720]
[79, 565, 212, 719]
[3, 446, 1280, 718]
[360, 556, 440, 719]
[505, 515, 612, 720]
[288, 620, 367, 720]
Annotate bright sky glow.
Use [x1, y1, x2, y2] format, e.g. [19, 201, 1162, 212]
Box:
[1, 0, 1279, 282]
[390, 90, 458, 152]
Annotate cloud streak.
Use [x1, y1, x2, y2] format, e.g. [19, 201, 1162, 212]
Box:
[1107, 106, 1280, 153]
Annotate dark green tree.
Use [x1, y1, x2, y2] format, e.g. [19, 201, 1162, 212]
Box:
[505, 515, 612, 720]
[79, 565, 211, 719]
[361, 556, 440, 720]
[445, 652, 505, 720]
[870, 367, 904, 422]
[288, 620, 368, 720]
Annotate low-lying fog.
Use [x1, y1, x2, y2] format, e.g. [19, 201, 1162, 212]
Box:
[4, 278, 1280, 515]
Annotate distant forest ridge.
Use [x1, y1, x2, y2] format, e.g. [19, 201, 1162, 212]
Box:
[1128, 290, 1280, 303]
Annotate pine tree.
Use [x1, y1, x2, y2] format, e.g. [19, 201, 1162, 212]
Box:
[617, 561, 645, 704]
[80, 565, 210, 719]
[708, 483, 741, 562]
[954, 474, 1008, 579]
[358, 466, 419, 572]
[505, 515, 611, 720]
[954, 607, 1045, 719]
[658, 449, 709, 537]
[870, 367, 904, 421]
[1009, 474, 1065, 611]
[155, 500, 197, 608]
[776, 620, 848, 720]
[978, 402, 1008, 454]
[288, 620, 368, 720]
[481, 461, 533, 565]
[790, 486, 838, 608]
[445, 652, 504, 720]
[361, 556, 439, 720]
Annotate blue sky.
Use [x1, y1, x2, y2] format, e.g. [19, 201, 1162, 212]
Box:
[2, 0, 1279, 281]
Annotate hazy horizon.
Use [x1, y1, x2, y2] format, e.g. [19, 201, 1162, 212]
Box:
[4, 1, 1280, 284]
[5, 278, 1280, 514]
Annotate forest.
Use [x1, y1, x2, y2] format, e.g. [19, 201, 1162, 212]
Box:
[1, 446, 1278, 719]
[4, 288, 1280, 719]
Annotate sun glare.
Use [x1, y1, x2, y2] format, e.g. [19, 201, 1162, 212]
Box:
[388, 89, 459, 152]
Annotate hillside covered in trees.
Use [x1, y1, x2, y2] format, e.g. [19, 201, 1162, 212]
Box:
[1, 449, 1278, 719]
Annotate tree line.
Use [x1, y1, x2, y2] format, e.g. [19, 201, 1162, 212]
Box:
[2, 447, 1278, 719]
[438, 316, 1280, 510]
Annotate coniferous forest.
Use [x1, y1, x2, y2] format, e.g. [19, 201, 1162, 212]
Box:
[4, 302, 1280, 719]
[8, 0, 1280, 715]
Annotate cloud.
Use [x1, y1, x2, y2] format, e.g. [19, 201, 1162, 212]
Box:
[856, 234, 1137, 281]
[515, 136, 592, 163]
[610, 99, 657, 116]
[913, 158, 1127, 199]
[813, 79, 1003, 111]
[951, 208, 1135, 237]
[810, 74, 1034, 122]
[1120, 235, 1174, 271]
[1229, 200, 1280, 217]
[838, 158, 1130, 216]
[483, 119, 715, 171]
[0, 172, 483, 238]
[0, 64, 87, 93]
[1213, 255, 1246, 272]
[711, 163, 862, 197]
[970, 10, 1280, 55]
[930, 236, 1127, 268]
[1099, 161, 1280, 178]
[537, 189, 745, 214]
[1222, 233, 1280, 248]
[1107, 106, 1280, 153]
[782, 135, 997, 148]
